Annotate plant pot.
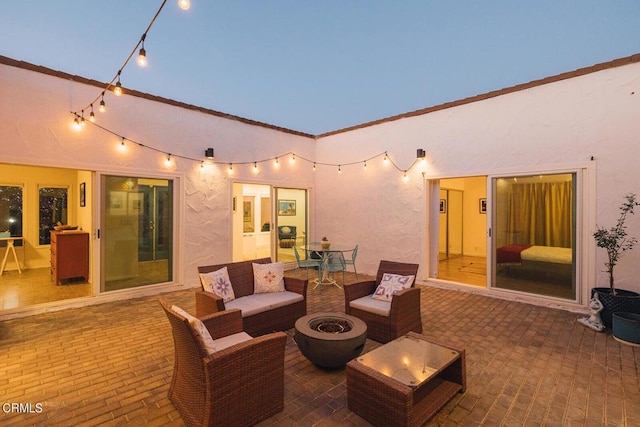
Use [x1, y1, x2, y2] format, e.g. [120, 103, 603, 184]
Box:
[321, 242, 331, 250]
[591, 287, 640, 329]
[612, 312, 640, 347]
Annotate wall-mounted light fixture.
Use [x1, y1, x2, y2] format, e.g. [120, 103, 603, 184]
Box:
[205, 148, 214, 158]
[416, 148, 426, 159]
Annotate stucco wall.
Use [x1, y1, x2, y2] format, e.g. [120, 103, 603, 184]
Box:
[316, 61, 640, 300]
[0, 63, 315, 289]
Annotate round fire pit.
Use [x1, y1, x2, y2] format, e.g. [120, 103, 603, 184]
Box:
[294, 312, 367, 369]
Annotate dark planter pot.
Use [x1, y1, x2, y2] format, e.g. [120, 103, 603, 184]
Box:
[591, 288, 640, 329]
[612, 312, 640, 347]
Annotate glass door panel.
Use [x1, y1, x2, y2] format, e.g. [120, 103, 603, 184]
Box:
[275, 188, 308, 263]
[492, 173, 576, 299]
[102, 175, 173, 291]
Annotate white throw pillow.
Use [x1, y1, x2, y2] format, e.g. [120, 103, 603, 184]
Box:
[372, 273, 415, 302]
[199, 266, 235, 303]
[252, 262, 285, 294]
[171, 305, 217, 354]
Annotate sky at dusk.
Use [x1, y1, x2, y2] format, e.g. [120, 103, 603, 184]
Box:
[1, 1, 639, 135]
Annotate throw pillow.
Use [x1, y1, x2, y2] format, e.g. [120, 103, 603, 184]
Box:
[171, 305, 217, 354]
[253, 262, 285, 293]
[372, 273, 415, 302]
[199, 266, 235, 303]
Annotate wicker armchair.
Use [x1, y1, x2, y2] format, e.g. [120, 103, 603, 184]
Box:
[343, 260, 422, 343]
[160, 300, 287, 427]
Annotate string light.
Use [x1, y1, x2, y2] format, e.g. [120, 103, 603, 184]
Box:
[253, 162, 259, 173]
[89, 105, 95, 122]
[137, 34, 148, 67]
[274, 157, 279, 168]
[80, 110, 86, 127]
[313, 162, 316, 172]
[118, 137, 127, 153]
[383, 152, 389, 164]
[113, 71, 123, 96]
[165, 153, 172, 167]
[71, 0, 190, 123]
[290, 153, 296, 164]
[99, 92, 106, 112]
[228, 164, 234, 175]
[338, 165, 342, 174]
[402, 171, 409, 182]
[364, 160, 367, 170]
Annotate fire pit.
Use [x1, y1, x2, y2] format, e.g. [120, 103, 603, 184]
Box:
[294, 312, 367, 369]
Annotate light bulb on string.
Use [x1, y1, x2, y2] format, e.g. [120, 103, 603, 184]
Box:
[80, 110, 86, 127]
[364, 160, 367, 170]
[178, 0, 190, 10]
[118, 137, 127, 153]
[253, 162, 259, 173]
[290, 153, 296, 164]
[89, 104, 95, 122]
[312, 162, 316, 172]
[383, 152, 389, 164]
[200, 161, 205, 169]
[113, 71, 123, 96]
[402, 171, 409, 183]
[99, 93, 106, 112]
[137, 34, 148, 67]
[165, 154, 172, 167]
[228, 164, 234, 175]
[274, 157, 279, 168]
[338, 165, 342, 174]
[73, 116, 81, 131]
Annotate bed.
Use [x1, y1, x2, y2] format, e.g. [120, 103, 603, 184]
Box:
[496, 244, 573, 284]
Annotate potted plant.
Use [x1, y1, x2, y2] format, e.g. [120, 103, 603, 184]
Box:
[591, 193, 640, 328]
[321, 236, 331, 250]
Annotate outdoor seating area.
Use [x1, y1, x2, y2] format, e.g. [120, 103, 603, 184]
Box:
[1, 270, 639, 426]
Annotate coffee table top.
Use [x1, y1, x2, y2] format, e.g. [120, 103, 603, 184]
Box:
[355, 334, 460, 387]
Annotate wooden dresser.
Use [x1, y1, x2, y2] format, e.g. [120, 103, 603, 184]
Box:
[50, 231, 89, 285]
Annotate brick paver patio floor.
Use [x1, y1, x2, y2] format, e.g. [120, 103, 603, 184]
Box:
[1, 272, 639, 426]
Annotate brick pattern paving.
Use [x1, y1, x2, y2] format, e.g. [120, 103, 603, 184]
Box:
[1, 273, 638, 426]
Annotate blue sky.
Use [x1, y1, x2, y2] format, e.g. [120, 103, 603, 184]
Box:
[1, 1, 639, 135]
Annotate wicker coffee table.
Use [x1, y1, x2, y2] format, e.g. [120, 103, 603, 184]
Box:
[346, 332, 465, 427]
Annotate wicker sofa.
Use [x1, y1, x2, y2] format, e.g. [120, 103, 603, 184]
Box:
[196, 257, 308, 336]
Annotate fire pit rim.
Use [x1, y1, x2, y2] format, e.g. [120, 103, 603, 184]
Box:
[294, 312, 366, 342]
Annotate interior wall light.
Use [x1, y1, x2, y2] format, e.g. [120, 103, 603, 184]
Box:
[137, 34, 148, 67]
[205, 147, 214, 158]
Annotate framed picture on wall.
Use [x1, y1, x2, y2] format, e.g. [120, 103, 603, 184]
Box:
[439, 199, 446, 213]
[479, 198, 487, 214]
[278, 200, 296, 216]
[79, 182, 86, 207]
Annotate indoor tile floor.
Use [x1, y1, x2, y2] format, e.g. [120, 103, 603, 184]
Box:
[0, 270, 638, 426]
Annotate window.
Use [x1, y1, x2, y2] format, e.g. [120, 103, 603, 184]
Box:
[0, 185, 23, 247]
[39, 187, 68, 245]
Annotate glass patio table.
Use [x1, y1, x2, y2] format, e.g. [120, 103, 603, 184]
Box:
[302, 243, 353, 288]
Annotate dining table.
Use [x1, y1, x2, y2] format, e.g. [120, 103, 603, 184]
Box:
[302, 243, 354, 288]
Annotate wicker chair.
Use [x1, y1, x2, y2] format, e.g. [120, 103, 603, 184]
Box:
[343, 260, 422, 343]
[160, 300, 287, 427]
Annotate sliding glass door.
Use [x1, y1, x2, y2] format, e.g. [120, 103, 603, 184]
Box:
[102, 175, 173, 291]
[492, 173, 576, 299]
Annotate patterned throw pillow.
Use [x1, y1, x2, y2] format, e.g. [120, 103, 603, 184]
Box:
[253, 262, 285, 294]
[372, 273, 415, 302]
[171, 305, 217, 354]
[199, 266, 235, 303]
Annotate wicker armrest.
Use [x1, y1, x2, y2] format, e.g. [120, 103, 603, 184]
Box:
[195, 290, 225, 318]
[205, 331, 287, 385]
[200, 309, 244, 339]
[284, 276, 308, 297]
[389, 287, 421, 317]
[344, 280, 377, 302]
